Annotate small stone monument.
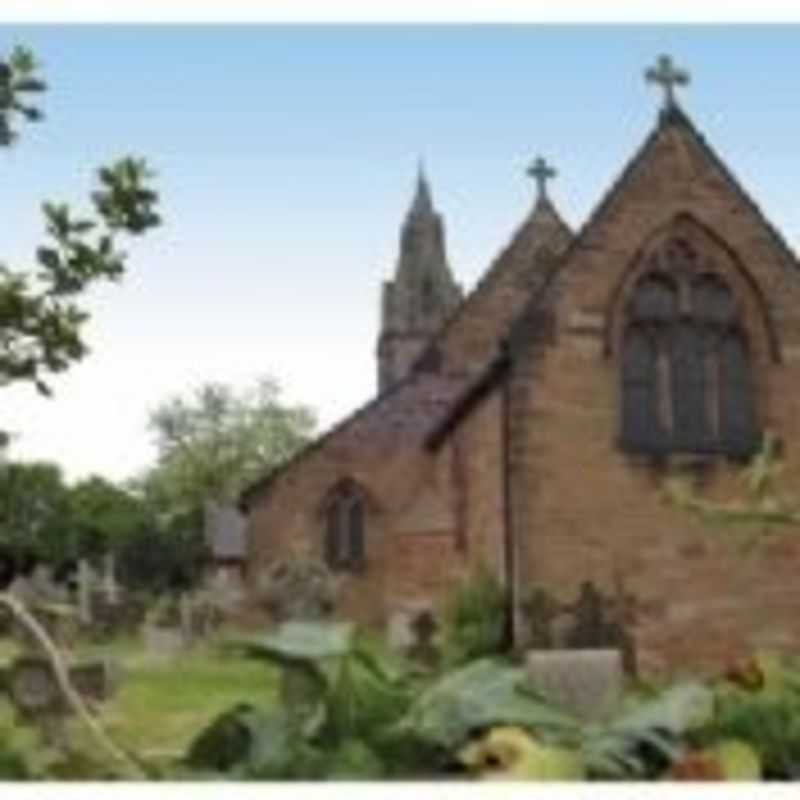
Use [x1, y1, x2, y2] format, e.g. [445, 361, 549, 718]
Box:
[526, 649, 623, 723]
[259, 558, 335, 623]
[1, 570, 120, 749]
[523, 580, 639, 721]
[406, 609, 440, 668]
[76, 558, 95, 626]
[101, 553, 120, 606]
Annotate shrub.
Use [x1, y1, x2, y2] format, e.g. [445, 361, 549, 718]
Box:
[441, 565, 507, 667]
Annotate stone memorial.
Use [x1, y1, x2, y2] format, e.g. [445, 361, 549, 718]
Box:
[258, 558, 335, 623]
[1, 571, 121, 749]
[406, 609, 440, 668]
[525, 648, 624, 723]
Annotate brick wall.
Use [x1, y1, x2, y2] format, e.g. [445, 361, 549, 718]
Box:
[508, 112, 800, 675]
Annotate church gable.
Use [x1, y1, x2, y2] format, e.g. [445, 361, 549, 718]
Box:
[550, 105, 800, 356]
[505, 57, 800, 672]
[433, 183, 572, 379]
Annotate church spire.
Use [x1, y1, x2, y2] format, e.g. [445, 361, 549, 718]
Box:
[409, 158, 434, 217]
[377, 165, 463, 393]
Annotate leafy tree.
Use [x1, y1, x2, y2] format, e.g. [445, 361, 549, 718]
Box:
[0, 45, 161, 398]
[142, 376, 316, 520]
[115, 525, 209, 594]
[0, 460, 71, 563]
[68, 475, 152, 559]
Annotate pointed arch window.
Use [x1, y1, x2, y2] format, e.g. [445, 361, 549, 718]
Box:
[619, 240, 760, 458]
[323, 480, 367, 572]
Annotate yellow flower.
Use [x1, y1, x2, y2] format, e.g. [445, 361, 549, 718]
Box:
[458, 726, 584, 781]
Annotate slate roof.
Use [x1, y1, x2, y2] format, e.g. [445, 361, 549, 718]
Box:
[239, 192, 571, 513]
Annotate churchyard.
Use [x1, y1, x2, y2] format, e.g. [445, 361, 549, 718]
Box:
[0, 549, 798, 782]
[5, 30, 800, 783]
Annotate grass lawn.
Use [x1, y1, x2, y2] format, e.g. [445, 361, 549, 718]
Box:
[0, 630, 280, 774]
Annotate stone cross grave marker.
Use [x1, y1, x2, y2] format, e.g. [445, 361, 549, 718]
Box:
[1, 577, 120, 749]
[407, 609, 440, 668]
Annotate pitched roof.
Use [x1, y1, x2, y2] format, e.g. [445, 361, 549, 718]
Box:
[240, 177, 574, 513]
[239, 370, 466, 511]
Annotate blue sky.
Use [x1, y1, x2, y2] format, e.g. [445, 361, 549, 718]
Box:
[3, 25, 800, 482]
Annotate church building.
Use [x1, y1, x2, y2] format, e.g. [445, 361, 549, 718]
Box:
[241, 57, 800, 674]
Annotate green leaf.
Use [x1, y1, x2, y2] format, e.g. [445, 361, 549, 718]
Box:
[396, 658, 579, 749]
[248, 620, 355, 664]
[608, 682, 713, 738]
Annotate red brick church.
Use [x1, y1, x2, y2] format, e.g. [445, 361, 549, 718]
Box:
[241, 57, 800, 674]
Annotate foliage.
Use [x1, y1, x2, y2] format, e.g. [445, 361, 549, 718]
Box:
[0, 45, 160, 399]
[441, 564, 507, 667]
[693, 661, 800, 779]
[68, 476, 152, 559]
[115, 523, 209, 594]
[187, 620, 422, 779]
[396, 658, 576, 751]
[0, 45, 46, 146]
[0, 460, 164, 583]
[0, 460, 71, 565]
[0, 726, 34, 779]
[662, 431, 800, 532]
[398, 658, 714, 780]
[141, 377, 316, 521]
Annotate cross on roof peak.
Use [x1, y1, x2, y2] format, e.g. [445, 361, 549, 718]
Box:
[526, 156, 556, 199]
[645, 54, 690, 110]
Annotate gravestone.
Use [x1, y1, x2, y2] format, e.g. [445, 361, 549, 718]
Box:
[77, 559, 95, 626]
[522, 580, 639, 678]
[1, 574, 120, 749]
[406, 609, 440, 668]
[525, 649, 624, 722]
[259, 558, 335, 623]
[142, 594, 189, 656]
[142, 590, 222, 656]
[204, 569, 244, 616]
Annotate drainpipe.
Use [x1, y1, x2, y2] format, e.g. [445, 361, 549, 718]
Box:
[500, 341, 517, 651]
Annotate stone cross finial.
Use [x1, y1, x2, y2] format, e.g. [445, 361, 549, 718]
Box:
[526, 156, 556, 198]
[645, 54, 690, 109]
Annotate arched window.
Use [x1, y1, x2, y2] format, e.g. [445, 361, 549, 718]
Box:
[619, 240, 759, 458]
[323, 480, 367, 572]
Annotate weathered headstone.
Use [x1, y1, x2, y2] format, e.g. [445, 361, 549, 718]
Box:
[259, 558, 336, 622]
[77, 559, 95, 626]
[205, 569, 244, 616]
[101, 553, 120, 606]
[526, 649, 624, 722]
[0, 579, 120, 749]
